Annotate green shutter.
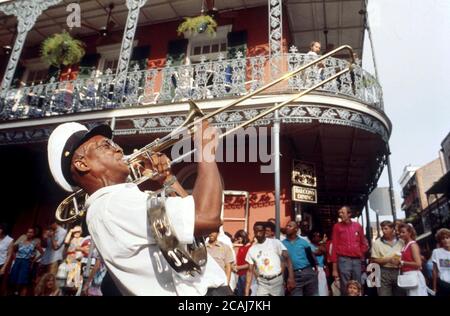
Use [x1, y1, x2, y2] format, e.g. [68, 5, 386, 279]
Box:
[166, 39, 188, 66]
[227, 31, 247, 58]
[129, 45, 150, 70]
[78, 53, 100, 78]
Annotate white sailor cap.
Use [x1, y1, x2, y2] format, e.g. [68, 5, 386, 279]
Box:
[47, 122, 112, 192]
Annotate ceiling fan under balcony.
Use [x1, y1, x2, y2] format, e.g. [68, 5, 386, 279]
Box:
[202, 0, 239, 21]
[82, 3, 120, 44]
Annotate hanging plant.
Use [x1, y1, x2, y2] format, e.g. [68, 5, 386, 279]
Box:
[40, 30, 86, 68]
[177, 15, 217, 37]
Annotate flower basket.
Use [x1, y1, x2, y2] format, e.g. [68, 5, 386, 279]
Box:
[177, 15, 217, 37]
[41, 31, 85, 69]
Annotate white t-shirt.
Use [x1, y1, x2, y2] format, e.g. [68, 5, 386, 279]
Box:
[0, 235, 13, 265]
[85, 183, 226, 296]
[431, 247, 450, 283]
[245, 238, 286, 277]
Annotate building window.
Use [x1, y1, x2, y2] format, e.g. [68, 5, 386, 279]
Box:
[22, 58, 49, 85]
[26, 69, 48, 85]
[102, 58, 119, 73]
[187, 25, 232, 63]
[191, 40, 227, 60]
[96, 41, 138, 76]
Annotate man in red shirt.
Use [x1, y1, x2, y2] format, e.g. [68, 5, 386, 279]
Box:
[330, 206, 368, 295]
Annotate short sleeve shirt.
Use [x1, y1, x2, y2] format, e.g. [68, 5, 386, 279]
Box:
[371, 237, 404, 268]
[85, 183, 226, 296]
[282, 237, 313, 270]
[206, 241, 234, 272]
[432, 247, 450, 283]
[0, 235, 13, 265]
[245, 238, 286, 277]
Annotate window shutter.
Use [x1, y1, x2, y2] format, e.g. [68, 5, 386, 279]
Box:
[130, 45, 150, 70]
[166, 39, 188, 66]
[78, 53, 100, 78]
[227, 30, 247, 58]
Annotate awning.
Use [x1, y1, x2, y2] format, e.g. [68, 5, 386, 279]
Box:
[426, 171, 450, 195]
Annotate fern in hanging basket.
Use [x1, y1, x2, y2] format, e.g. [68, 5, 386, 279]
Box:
[41, 31, 86, 68]
[177, 15, 217, 37]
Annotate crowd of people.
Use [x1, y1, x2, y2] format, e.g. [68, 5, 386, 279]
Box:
[1, 117, 448, 297]
[0, 222, 106, 296]
[1, 208, 449, 297]
[204, 207, 450, 297]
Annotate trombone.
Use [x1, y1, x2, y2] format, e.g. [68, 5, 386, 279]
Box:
[56, 45, 355, 223]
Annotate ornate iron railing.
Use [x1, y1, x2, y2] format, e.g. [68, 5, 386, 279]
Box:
[0, 48, 383, 121]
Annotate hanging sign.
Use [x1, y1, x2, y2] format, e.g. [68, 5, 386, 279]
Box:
[292, 185, 317, 203]
[292, 160, 316, 188]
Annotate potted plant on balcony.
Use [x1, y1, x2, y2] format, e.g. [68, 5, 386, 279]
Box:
[40, 30, 85, 80]
[177, 15, 217, 38]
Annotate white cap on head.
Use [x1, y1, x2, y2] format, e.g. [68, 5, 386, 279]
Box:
[47, 122, 112, 192]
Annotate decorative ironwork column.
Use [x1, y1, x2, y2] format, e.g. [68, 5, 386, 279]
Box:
[0, 0, 63, 93]
[115, 0, 147, 83]
[268, 0, 283, 80]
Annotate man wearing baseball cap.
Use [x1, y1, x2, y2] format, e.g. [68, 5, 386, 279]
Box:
[47, 121, 228, 295]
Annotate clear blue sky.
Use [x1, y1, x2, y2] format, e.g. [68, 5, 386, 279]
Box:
[362, 0, 450, 222]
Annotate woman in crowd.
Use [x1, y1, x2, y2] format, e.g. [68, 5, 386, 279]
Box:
[8, 228, 43, 296]
[432, 228, 450, 296]
[34, 273, 60, 296]
[395, 223, 427, 296]
[310, 230, 329, 296]
[232, 230, 252, 296]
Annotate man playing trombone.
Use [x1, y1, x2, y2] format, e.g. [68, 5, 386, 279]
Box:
[47, 120, 230, 295]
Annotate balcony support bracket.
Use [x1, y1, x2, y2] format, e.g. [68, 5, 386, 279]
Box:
[0, 0, 63, 93]
[115, 0, 148, 95]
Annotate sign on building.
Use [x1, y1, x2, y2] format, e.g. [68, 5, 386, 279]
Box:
[292, 185, 317, 203]
[292, 160, 317, 204]
[292, 160, 316, 187]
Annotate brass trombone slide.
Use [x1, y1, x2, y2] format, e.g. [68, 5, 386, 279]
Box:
[125, 45, 355, 163]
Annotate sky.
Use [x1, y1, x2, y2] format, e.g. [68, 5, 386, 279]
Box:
[362, 0, 450, 223]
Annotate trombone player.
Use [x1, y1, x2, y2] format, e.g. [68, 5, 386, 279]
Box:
[47, 120, 230, 295]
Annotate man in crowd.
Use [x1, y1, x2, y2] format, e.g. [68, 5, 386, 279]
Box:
[245, 222, 296, 296]
[307, 41, 321, 56]
[330, 206, 368, 295]
[265, 221, 276, 239]
[38, 222, 67, 277]
[206, 231, 234, 287]
[47, 121, 229, 295]
[371, 220, 405, 296]
[282, 221, 318, 296]
[299, 219, 311, 243]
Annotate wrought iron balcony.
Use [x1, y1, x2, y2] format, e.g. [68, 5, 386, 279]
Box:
[0, 48, 383, 121]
